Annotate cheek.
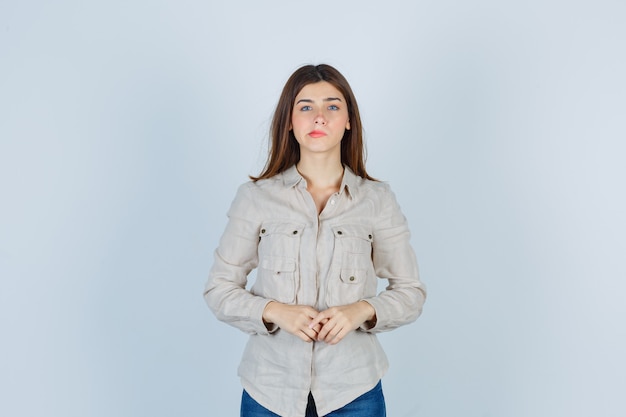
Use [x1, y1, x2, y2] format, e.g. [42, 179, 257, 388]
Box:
[291, 115, 309, 131]
[290, 117, 306, 140]
[332, 115, 349, 127]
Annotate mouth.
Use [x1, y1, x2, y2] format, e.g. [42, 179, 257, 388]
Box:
[309, 130, 327, 138]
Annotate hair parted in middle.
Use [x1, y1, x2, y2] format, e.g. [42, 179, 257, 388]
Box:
[251, 64, 376, 181]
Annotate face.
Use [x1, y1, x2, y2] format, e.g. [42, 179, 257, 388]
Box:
[290, 81, 350, 159]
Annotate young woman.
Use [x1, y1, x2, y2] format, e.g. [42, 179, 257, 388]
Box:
[204, 64, 426, 417]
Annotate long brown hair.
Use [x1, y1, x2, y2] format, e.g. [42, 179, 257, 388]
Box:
[251, 64, 376, 181]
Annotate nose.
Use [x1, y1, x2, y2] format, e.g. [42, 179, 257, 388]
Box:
[314, 110, 326, 125]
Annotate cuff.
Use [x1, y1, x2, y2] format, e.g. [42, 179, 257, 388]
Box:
[358, 299, 378, 331]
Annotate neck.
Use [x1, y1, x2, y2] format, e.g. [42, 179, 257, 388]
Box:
[296, 155, 344, 189]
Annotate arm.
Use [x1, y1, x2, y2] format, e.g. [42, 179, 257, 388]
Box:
[361, 184, 426, 333]
[203, 183, 273, 335]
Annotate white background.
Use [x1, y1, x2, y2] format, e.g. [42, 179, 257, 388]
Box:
[1, 1, 625, 416]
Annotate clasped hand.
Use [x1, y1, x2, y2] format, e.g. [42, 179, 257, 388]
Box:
[262, 301, 376, 345]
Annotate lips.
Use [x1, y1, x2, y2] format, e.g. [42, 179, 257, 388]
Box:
[309, 130, 327, 138]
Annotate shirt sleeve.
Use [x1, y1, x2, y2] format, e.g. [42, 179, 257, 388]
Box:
[203, 183, 277, 335]
[360, 183, 427, 332]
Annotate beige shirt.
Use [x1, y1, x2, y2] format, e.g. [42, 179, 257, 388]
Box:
[204, 165, 426, 417]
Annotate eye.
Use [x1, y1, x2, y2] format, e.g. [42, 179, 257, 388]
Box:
[300, 105, 312, 111]
[328, 104, 339, 110]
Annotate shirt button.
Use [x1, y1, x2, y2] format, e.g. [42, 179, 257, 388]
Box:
[261, 229, 266, 234]
[337, 231, 343, 235]
[349, 276, 355, 281]
[292, 230, 298, 235]
[330, 199, 335, 205]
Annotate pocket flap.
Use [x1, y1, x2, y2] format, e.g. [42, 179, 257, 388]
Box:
[331, 224, 373, 241]
[259, 222, 305, 238]
[340, 268, 365, 284]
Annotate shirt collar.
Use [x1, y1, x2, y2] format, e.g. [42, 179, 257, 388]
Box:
[341, 166, 358, 199]
[282, 165, 304, 188]
[281, 165, 359, 200]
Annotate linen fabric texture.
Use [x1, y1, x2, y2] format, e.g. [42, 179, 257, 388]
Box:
[204, 165, 426, 417]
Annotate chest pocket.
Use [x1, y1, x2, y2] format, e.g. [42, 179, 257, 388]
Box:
[331, 224, 373, 255]
[253, 222, 305, 304]
[327, 224, 376, 306]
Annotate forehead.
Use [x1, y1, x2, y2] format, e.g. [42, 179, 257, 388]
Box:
[294, 81, 346, 102]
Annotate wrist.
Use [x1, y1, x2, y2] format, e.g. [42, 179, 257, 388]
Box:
[262, 301, 277, 324]
[359, 300, 376, 321]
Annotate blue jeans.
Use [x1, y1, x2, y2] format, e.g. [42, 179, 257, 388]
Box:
[240, 381, 386, 417]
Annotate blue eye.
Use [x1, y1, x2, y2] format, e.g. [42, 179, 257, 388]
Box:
[300, 105, 312, 111]
[328, 105, 339, 110]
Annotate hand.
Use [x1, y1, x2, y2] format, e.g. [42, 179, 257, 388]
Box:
[308, 301, 376, 345]
[262, 302, 322, 343]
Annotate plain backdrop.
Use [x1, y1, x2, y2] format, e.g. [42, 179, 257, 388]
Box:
[1, 1, 625, 416]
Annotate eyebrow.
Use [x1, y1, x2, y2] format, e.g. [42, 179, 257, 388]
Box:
[295, 97, 343, 104]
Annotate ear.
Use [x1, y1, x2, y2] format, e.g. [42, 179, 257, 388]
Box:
[346, 120, 350, 130]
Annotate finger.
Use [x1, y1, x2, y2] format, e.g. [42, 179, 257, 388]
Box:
[328, 324, 352, 344]
[298, 329, 314, 343]
[317, 320, 336, 341]
[324, 327, 341, 343]
[308, 312, 328, 329]
[310, 318, 329, 336]
[306, 323, 321, 340]
[310, 323, 323, 335]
